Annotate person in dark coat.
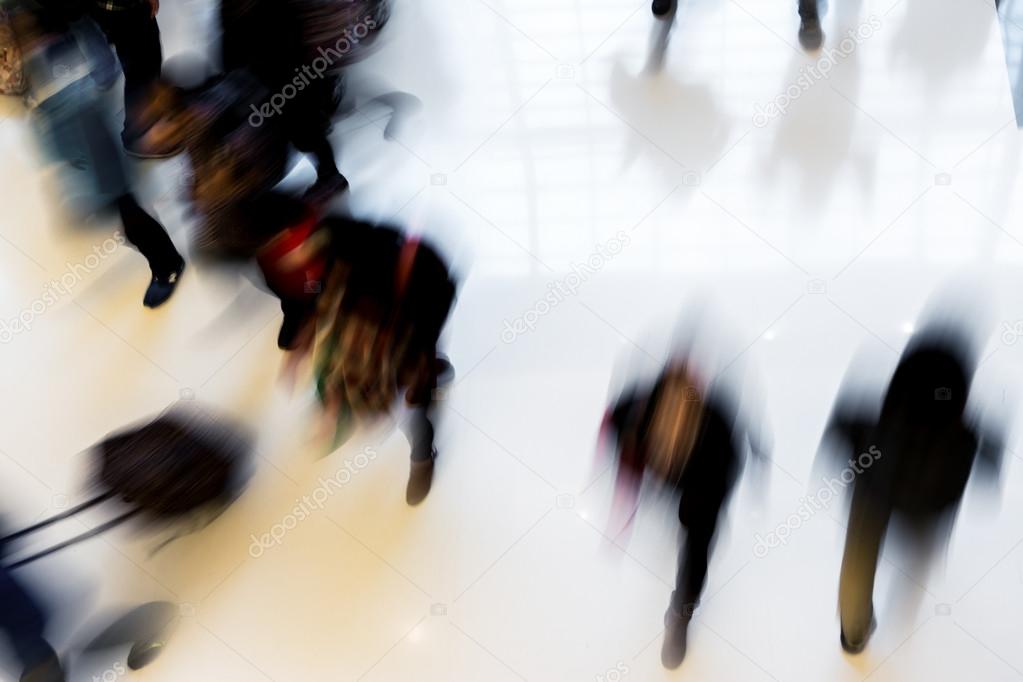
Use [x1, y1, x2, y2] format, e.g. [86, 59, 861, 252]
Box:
[818, 328, 1005, 653]
[603, 360, 768, 669]
[314, 218, 456, 504]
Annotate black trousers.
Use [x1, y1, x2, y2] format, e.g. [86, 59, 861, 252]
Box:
[117, 195, 183, 277]
[90, 3, 163, 126]
[799, 0, 820, 21]
[671, 496, 725, 614]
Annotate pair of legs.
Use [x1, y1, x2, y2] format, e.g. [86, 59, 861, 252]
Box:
[663, 499, 723, 669]
[33, 73, 183, 307]
[280, 75, 348, 203]
[75, 90, 185, 304]
[87, 2, 163, 150]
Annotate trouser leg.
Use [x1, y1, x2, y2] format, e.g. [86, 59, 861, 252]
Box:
[799, 0, 820, 21]
[838, 487, 890, 645]
[91, 5, 163, 135]
[117, 194, 182, 277]
[405, 365, 438, 462]
[672, 509, 720, 615]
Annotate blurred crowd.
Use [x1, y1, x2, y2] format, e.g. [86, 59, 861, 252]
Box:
[0, 0, 1015, 679]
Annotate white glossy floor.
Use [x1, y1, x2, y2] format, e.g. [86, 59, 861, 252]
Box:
[2, 0, 1023, 680]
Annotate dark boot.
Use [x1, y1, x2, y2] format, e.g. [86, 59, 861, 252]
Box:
[143, 261, 185, 308]
[661, 602, 692, 670]
[406, 449, 436, 506]
[840, 615, 877, 655]
[799, 16, 824, 50]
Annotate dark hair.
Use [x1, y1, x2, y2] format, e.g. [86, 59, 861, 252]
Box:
[881, 336, 973, 423]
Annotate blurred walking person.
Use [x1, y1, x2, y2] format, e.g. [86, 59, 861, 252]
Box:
[819, 325, 1005, 653]
[11, 1, 184, 307]
[601, 338, 770, 669]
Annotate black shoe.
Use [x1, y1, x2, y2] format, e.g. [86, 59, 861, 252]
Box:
[799, 17, 824, 51]
[127, 639, 166, 670]
[652, 0, 673, 17]
[840, 616, 876, 655]
[406, 449, 436, 506]
[661, 604, 692, 669]
[143, 262, 184, 308]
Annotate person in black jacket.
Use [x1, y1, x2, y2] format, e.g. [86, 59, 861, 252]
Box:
[818, 327, 1005, 653]
[603, 358, 768, 669]
[315, 218, 456, 504]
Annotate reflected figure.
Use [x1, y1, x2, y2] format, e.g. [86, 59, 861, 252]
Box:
[759, 23, 876, 221]
[609, 57, 729, 192]
[819, 323, 1005, 653]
